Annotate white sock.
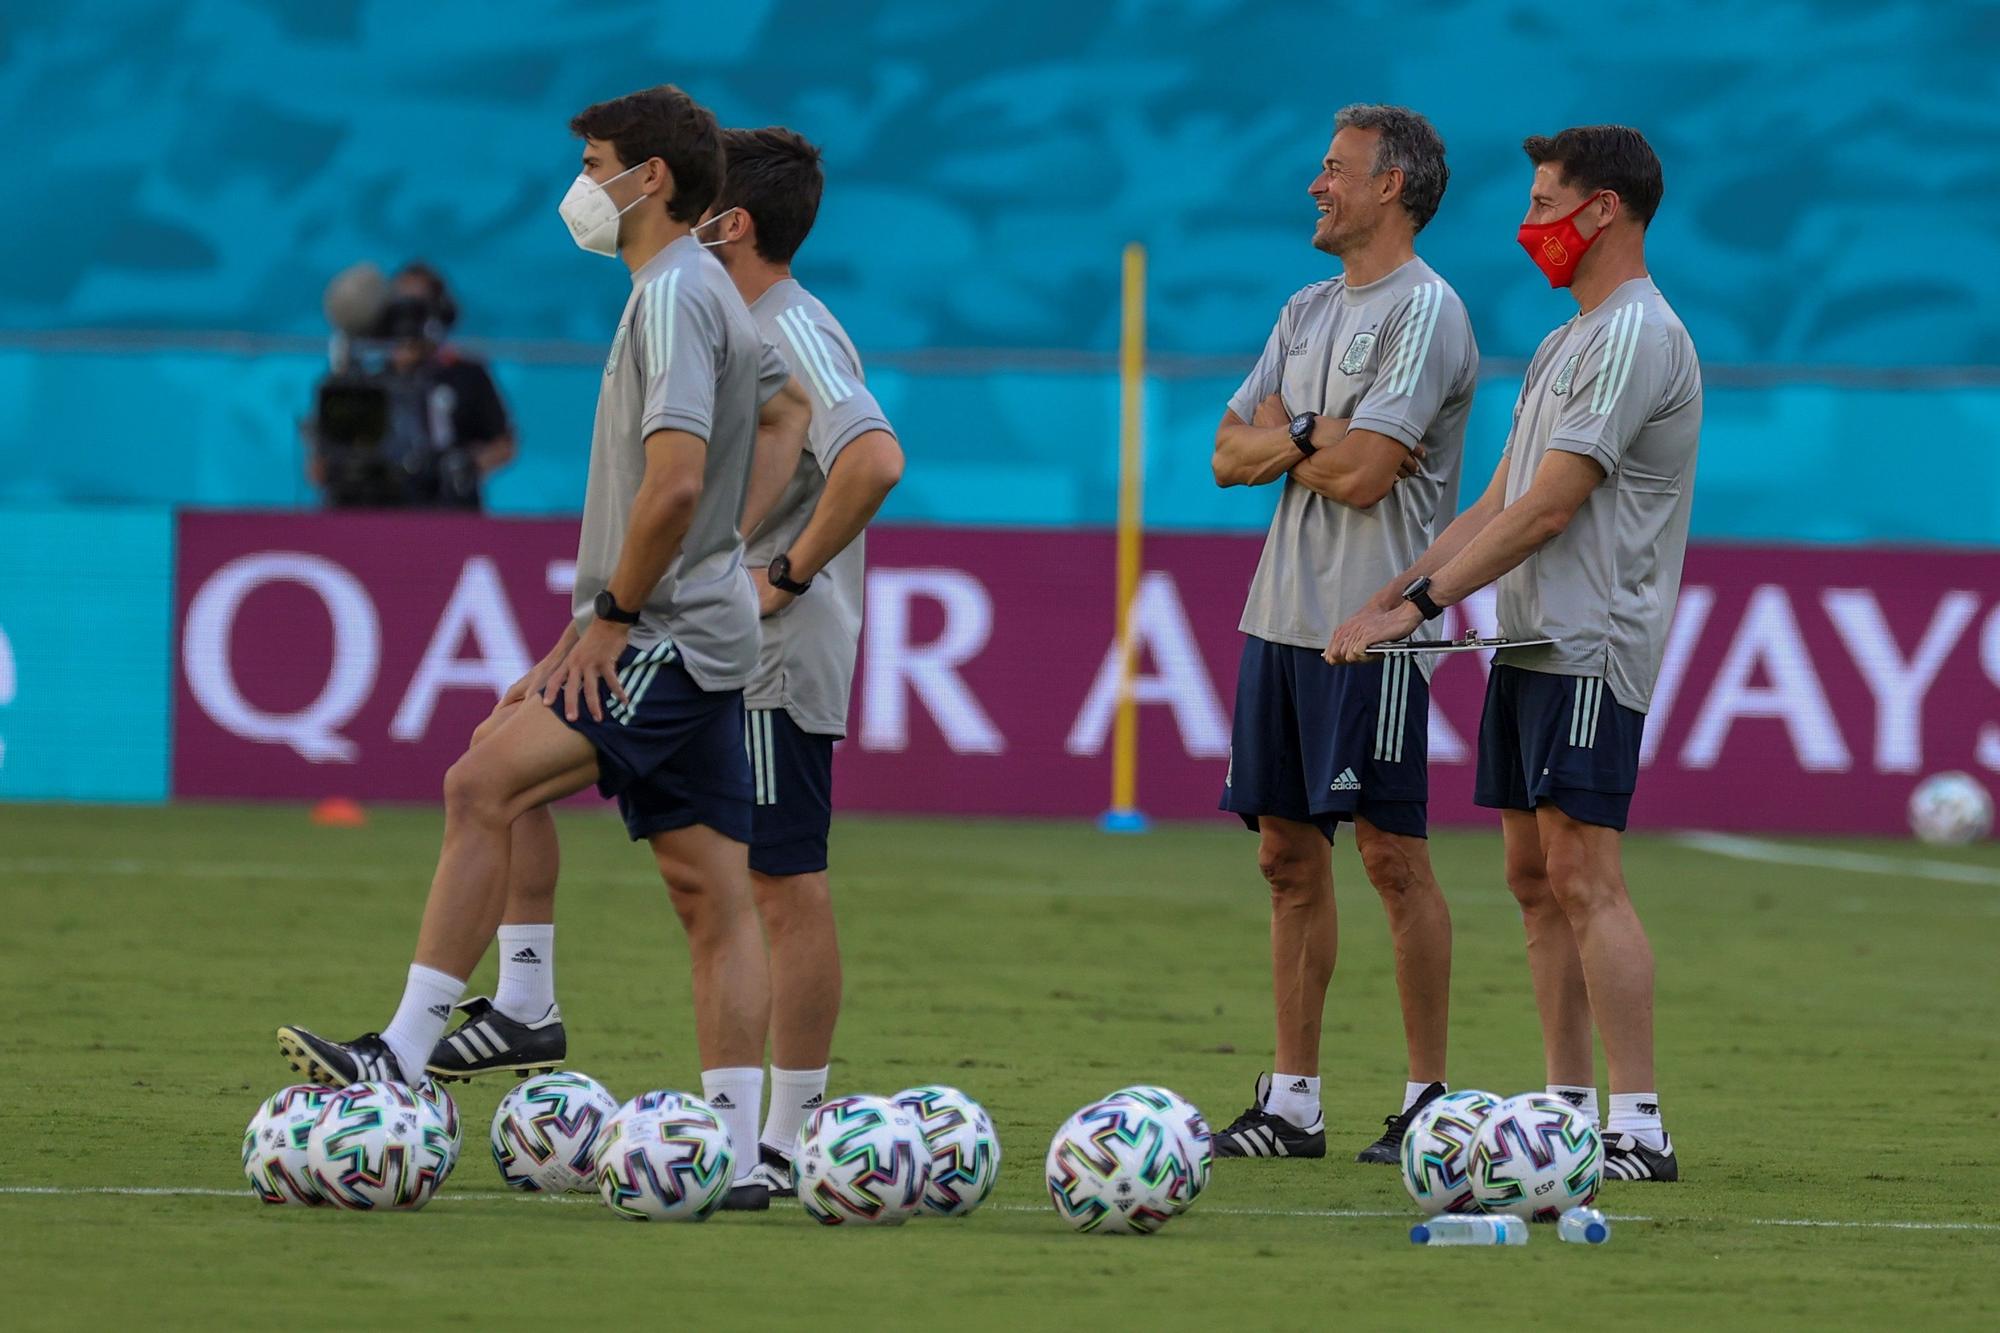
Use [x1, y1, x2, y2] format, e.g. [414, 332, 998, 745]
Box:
[1549, 1084, 1600, 1126]
[1607, 1093, 1665, 1149]
[492, 924, 555, 1022]
[761, 1066, 829, 1156]
[701, 1066, 766, 1183]
[1404, 1080, 1445, 1112]
[1265, 1072, 1322, 1129]
[380, 963, 464, 1084]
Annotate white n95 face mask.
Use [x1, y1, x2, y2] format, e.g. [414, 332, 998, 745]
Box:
[557, 162, 648, 257]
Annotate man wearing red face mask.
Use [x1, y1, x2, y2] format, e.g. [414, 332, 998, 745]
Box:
[1327, 126, 1702, 1183]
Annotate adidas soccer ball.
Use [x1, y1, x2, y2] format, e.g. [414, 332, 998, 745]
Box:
[305, 1082, 453, 1211]
[1046, 1100, 1190, 1235]
[1105, 1085, 1211, 1211]
[1399, 1089, 1500, 1215]
[1468, 1093, 1601, 1222]
[794, 1095, 932, 1225]
[596, 1092, 735, 1221]
[491, 1072, 621, 1193]
[1909, 771, 1994, 846]
[415, 1082, 462, 1179]
[892, 1085, 1002, 1217]
[242, 1085, 335, 1205]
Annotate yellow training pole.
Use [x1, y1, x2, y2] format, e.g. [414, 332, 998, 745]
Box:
[1101, 242, 1150, 833]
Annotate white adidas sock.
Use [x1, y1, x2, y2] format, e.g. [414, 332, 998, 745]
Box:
[762, 1066, 829, 1156]
[1404, 1080, 1445, 1112]
[1265, 1072, 1322, 1129]
[492, 924, 555, 1022]
[1549, 1084, 1600, 1126]
[702, 1066, 766, 1183]
[1607, 1092, 1665, 1149]
[380, 963, 464, 1084]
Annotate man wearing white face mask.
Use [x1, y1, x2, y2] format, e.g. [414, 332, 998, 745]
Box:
[277, 84, 813, 1211]
[462, 126, 904, 1201]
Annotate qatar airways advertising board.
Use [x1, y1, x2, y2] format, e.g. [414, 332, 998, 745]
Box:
[171, 512, 2000, 834]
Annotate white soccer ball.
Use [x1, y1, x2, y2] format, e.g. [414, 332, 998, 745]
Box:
[1399, 1089, 1500, 1215]
[1045, 1099, 1191, 1235]
[1104, 1085, 1211, 1211]
[595, 1092, 735, 1221]
[305, 1082, 453, 1211]
[242, 1085, 335, 1205]
[1909, 771, 1994, 846]
[1468, 1092, 1602, 1222]
[491, 1072, 621, 1193]
[892, 1085, 1003, 1217]
[794, 1094, 933, 1225]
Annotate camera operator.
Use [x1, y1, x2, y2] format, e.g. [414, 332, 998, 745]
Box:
[307, 262, 516, 509]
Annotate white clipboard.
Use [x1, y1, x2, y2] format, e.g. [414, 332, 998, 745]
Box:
[1368, 634, 1558, 656]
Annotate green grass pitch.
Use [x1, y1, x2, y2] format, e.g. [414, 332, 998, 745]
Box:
[1, 803, 1996, 1328]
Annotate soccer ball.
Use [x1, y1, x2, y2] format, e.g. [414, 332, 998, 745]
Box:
[491, 1072, 621, 1193]
[1468, 1093, 1601, 1222]
[595, 1092, 735, 1221]
[1045, 1100, 1190, 1235]
[1105, 1085, 1211, 1211]
[305, 1082, 453, 1211]
[794, 1095, 932, 1225]
[892, 1085, 1002, 1217]
[415, 1082, 462, 1179]
[1399, 1088, 1500, 1215]
[242, 1085, 335, 1205]
[1909, 771, 1994, 846]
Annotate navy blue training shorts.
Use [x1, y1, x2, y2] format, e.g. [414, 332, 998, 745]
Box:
[744, 707, 835, 877]
[1473, 664, 1645, 831]
[1220, 635, 1429, 842]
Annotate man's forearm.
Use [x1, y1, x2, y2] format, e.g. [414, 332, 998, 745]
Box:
[1427, 497, 1567, 609]
[1212, 422, 1302, 488]
[783, 434, 902, 580]
[603, 482, 698, 612]
[1361, 491, 1505, 610]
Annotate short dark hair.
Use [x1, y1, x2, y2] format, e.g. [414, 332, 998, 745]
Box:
[1522, 125, 1664, 227]
[568, 85, 722, 224]
[716, 127, 825, 265]
[1333, 103, 1449, 232]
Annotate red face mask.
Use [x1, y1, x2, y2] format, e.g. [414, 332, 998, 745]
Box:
[1516, 194, 1606, 288]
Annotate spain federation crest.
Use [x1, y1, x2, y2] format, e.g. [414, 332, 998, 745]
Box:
[1551, 352, 1583, 396]
[1338, 331, 1376, 375]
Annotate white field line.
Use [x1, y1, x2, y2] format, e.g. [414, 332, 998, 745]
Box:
[1677, 833, 2000, 889]
[3, 1185, 1997, 1232]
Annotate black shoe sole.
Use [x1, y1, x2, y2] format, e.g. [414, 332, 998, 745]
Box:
[424, 1060, 563, 1085]
[720, 1184, 771, 1212]
[277, 1029, 349, 1088]
[1354, 1143, 1400, 1164]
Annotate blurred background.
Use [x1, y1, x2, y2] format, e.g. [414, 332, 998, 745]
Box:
[3, 0, 1997, 832]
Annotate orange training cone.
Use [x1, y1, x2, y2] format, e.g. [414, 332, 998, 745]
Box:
[310, 797, 368, 828]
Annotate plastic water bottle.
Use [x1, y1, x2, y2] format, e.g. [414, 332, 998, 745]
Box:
[1557, 1206, 1611, 1244]
[1409, 1214, 1528, 1245]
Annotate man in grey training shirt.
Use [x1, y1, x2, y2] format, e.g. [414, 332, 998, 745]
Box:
[277, 85, 813, 1211]
[1331, 125, 1702, 1183]
[458, 127, 906, 1203]
[1208, 105, 1478, 1163]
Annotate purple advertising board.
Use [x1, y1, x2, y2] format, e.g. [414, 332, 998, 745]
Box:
[173, 512, 2000, 833]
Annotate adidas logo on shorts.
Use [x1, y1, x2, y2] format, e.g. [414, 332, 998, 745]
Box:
[1330, 767, 1361, 792]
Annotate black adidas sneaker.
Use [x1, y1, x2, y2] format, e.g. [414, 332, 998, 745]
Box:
[1210, 1072, 1327, 1159]
[721, 1180, 773, 1211]
[1354, 1080, 1446, 1164]
[425, 998, 566, 1083]
[276, 1026, 409, 1088]
[1603, 1132, 1680, 1181]
[746, 1143, 795, 1200]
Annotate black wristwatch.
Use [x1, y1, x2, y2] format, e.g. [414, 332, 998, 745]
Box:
[768, 553, 813, 596]
[1288, 411, 1320, 457]
[1401, 576, 1446, 622]
[592, 589, 641, 625]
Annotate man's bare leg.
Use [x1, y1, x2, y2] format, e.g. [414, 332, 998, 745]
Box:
[1353, 818, 1451, 1089]
[753, 869, 840, 1155]
[1501, 809, 1596, 1097]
